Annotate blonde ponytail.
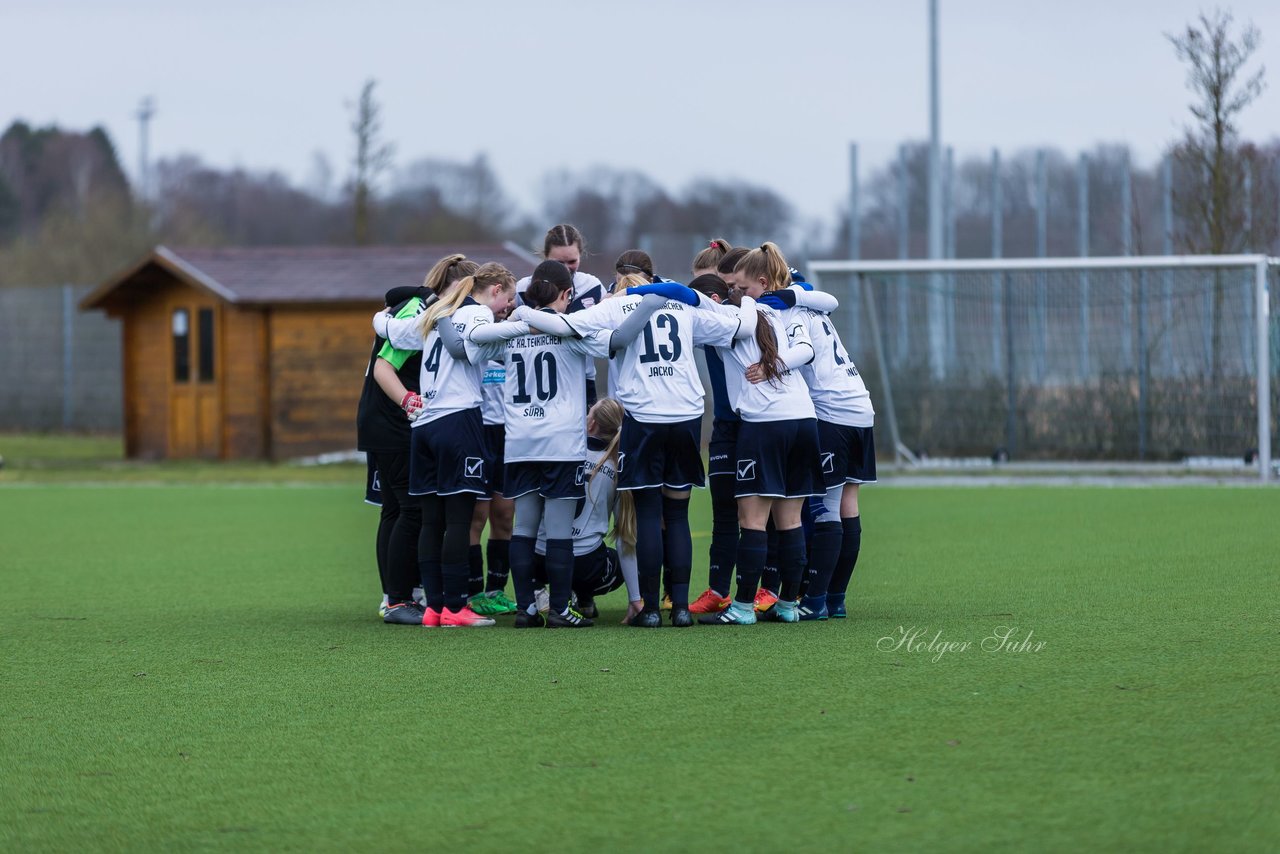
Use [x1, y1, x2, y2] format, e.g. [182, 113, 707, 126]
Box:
[418, 262, 515, 337]
[734, 241, 791, 292]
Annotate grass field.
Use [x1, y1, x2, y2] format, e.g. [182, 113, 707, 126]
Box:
[2, 439, 1278, 851]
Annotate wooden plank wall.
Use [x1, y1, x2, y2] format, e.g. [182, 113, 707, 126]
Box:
[121, 295, 169, 460]
[220, 305, 269, 459]
[268, 305, 378, 460]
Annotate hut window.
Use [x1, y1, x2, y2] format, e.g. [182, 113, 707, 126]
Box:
[197, 308, 215, 382]
[172, 309, 190, 383]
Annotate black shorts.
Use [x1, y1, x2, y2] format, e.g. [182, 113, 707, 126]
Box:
[734, 417, 825, 499]
[707, 417, 740, 478]
[504, 460, 586, 500]
[483, 423, 506, 495]
[572, 544, 624, 597]
[818, 421, 877, 486]
[408, 408, 492, 497]
[618, 414, 705, 491]
[365, 456, 382, 506]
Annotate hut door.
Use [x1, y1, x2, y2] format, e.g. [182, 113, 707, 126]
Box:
[169, 304, 222, 458]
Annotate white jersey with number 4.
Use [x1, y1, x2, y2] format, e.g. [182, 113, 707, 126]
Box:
[383, 300, 495, 426]
[563, 296, 742, 423]
[793, 307, 874, 427]
[501, 321, 612, 463]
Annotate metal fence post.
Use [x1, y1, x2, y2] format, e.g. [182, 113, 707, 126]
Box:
[1257, 258, 1272, 482]
[62, 283, 74, 430]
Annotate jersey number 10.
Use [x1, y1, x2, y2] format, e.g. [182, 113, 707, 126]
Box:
[511, 351, 558, 403]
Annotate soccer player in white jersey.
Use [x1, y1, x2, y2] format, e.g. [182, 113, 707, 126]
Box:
[697, 243, 826, 625]
[373, 263, 524, 627]
[494, 260, 669, 627]
[751, 282, 876, 622]
[514, 225, 607, 405]
[465, 351, 518, 617]
[514, 250, 758, 627]
[530, 398, 642, 622]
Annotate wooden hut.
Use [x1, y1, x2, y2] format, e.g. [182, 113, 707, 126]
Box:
[82, 244, 537, 460]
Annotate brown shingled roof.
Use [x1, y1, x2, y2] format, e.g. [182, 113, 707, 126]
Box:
[83, 243, 540, 309]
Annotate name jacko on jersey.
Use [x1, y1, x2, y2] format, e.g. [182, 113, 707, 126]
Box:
[563, 296, 741, 423]
[500, 327, 611, 463]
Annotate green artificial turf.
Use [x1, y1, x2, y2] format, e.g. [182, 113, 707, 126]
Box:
[2, 485, 1278, 852]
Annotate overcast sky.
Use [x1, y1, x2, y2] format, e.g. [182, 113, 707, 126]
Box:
[5, 0, 1278, 228]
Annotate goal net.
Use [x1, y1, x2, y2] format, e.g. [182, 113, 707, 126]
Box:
[808, 255, 1277, 480]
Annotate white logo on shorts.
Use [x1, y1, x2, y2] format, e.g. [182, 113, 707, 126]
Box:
[371, 472, 381, 492]
[737, 460, 757, 481]
[821, 452, 835, 474]
[617, 452, 626, 472]
[464, 457, 484, 478]
[576, 462, 593, 485]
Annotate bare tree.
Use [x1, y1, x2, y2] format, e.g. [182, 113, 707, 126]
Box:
[1167, 8, 1266, 379]
[349, 80, 394, 245]
[1168, 8, 1266, 253]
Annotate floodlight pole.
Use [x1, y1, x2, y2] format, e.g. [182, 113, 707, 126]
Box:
[135, 97, 155, 201]
[927, 0, 945, 379]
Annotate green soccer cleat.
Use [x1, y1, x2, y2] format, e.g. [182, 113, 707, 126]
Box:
[469, 591, 518, 616]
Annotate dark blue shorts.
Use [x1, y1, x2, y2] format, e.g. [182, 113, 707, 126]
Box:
[818, 421, 877, 486]
[504, 460, 585, 500]
[408, 408, 492, 497]
[484, 423, 506, 495]
[734, 417, 825, 499]
[618, 414, 705, 491]
[707, 417, 740, 478]
[573, 544, 624, 597]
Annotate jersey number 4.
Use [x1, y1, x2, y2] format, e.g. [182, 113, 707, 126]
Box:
[511, 351, 558, 403]
[638, 314, 681, 363]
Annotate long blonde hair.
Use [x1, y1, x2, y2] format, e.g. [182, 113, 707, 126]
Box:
[423, 253, 478, 293]
[418, 262, 514, 337]
[588, 398, 635, 548]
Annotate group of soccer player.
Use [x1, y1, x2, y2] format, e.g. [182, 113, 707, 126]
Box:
[356, 224, 875, 628]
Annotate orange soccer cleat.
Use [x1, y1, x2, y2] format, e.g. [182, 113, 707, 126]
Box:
[754, 588, 779, 613]
[689, 589, 731, 614]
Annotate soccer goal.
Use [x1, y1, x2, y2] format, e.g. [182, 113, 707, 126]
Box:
[807, 255, 1278, 482]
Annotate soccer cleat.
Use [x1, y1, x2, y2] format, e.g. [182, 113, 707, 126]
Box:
[762, 599, 793, 624]
[669, 607, 694, 628]
[378, 595, 389, 618]
[627, 609, 662, 628]
[661, 594, 673, 611]
[440, 605, 495, 627]
[699, 601, 757, 625]
[754, 588, 779, 613]
[827, 595, 847, 619]
[383, 601, 425, 625]
[534, 587, 550, 614]
[513, 610, 546, 628]
[574, 596, 599, 619]
[797, 596, 829, 621]
[422, 607, 442, 628]
[469, 591, 518, 616]
[546, 608, 594, 628]
[689, 589, 731, 614]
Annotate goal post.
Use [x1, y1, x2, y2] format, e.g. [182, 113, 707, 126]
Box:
[808, 255, 1276, 482]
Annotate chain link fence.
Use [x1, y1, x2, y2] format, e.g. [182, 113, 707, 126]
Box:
[0, 285, 122, 431]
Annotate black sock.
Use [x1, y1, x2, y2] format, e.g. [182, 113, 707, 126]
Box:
[761, 520, 780, 594]
[418, 495, 445, 611]
[546, 538, 575, 614]
[662, 495, 692, 608]
[485, 538, 510, 593]
[734, 528, 768, 604]
[509, 535, 537, 613]
[777, 526, 807, 601]
[440, 494, 476, 611]
[828, 516, 862, 597]
[803, 521, 843, 600]
[708, 477, 738, 596]
[467, 544, 484, 597]
[633, 488, 664, 610]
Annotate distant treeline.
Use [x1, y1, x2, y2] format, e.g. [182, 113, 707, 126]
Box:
[1, 119, 1277, 288]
